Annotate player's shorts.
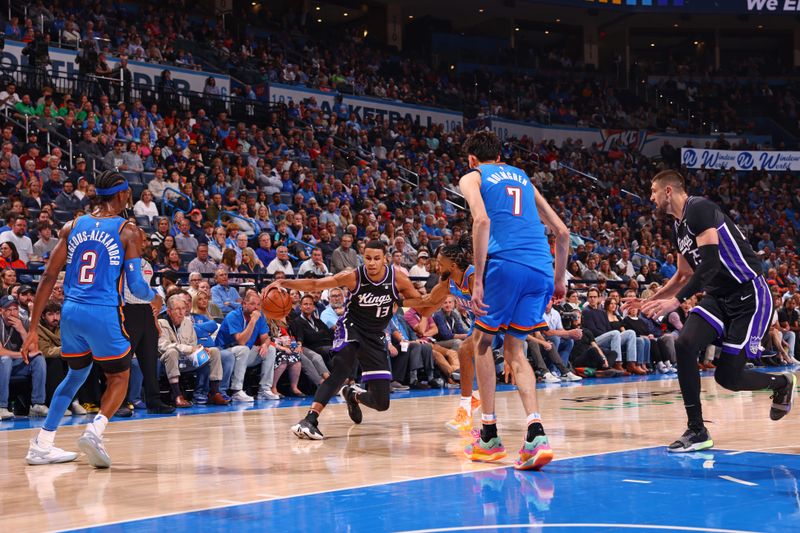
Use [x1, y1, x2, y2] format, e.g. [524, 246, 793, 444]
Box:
[690, 275, 772, 359]
[332, 318, 391, 382]
[61, 300, 132, 373]
[474, 258, 554, 340]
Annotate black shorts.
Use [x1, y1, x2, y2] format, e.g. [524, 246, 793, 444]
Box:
[66, 350, 133, 374]
[332, 319, 391, 382]
[690, 276, 773, 358]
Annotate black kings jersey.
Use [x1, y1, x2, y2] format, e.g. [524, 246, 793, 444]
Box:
[674, 196, 762, 296]
[343, 265, 401, 332]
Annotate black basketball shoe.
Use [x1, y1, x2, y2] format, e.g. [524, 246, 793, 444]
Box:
[340, 384, 363, 424]
[770, 372, 797, 421]
[668, 426, 713, 453]
[291, 418, 324, 440]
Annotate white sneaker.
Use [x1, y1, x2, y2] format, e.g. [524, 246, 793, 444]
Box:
[561, 371, 583, 382]
[26, 438, 78, 465]
[542, 372, 561, 384]
[29, 404, 49, 417]
[789, 357, 800, 365]
[257, 390, 281, 400]
[77, 430, 111, 469]
[231, 390, 255, 403]
[656, 361, 668, 374]
[666, 363, 678, 374]
[0, 407, 14, 420]
[70, 401, 88, 415]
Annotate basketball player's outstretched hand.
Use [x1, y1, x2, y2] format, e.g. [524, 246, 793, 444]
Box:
[640, 297, 679, 319]
[620, 297, 642, 312]
[470, 283, 489, 317]
[264, 280, 284, 297]
[20, 332, 39, 364]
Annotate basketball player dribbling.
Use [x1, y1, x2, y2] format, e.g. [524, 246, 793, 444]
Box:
[623, 170, 796, 452]
[265, 240, 429, 440]
[22, 171, 161, 467]
[457, 131, 570, 471]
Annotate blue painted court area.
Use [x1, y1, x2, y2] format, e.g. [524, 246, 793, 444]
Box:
[67, 447, 800, 533]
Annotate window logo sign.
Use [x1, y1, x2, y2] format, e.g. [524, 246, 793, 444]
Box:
[681, 148, 800, 171]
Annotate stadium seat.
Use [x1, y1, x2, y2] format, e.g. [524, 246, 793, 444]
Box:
[135, 215, 153, 230]
[131, 182, 145, 201]
[53, 210, 74, 224]
[141, 172, 155, 184]
[179, 252, 195, 265]
[122, 171, 143, 184]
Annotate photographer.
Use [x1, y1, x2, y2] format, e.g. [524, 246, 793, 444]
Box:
[75, 38, 98, 96]
[21, 32, 51, 90]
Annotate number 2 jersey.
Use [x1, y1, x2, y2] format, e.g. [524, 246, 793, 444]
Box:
[477, 163, 553, 276]
[64, 215, 127, 306]
[674, 196, 762, 296]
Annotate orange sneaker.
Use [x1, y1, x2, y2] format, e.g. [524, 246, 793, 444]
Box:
[445, 407, 472, 433]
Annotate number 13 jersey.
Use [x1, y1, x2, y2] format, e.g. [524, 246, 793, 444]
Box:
[64, 215, 127, 306]
[341, 264, 400, 334]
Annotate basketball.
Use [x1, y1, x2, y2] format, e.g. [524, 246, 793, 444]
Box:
[262, 287, 293, 319]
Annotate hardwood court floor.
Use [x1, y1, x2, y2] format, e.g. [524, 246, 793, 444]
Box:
[2, 373, 798, 532]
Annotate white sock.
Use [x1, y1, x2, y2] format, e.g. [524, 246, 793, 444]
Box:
[88, 414, 108, 437]
[459, 396, 471, 411]
[36, 429, 56, 449]
[526, 412, 542, 425]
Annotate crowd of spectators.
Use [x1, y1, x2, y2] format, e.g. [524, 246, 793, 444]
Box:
[0, 6, 799, 417]
[6, 1, 800, 137]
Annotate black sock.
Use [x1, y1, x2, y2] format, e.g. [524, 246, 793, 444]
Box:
[526, 422, 545, 441]
[169, 382, 182, 398]
[306, 410, 319, 425]
[481, 422, 497, 441]
[686, 404, 704, 431]
[210, 380, 220, 395]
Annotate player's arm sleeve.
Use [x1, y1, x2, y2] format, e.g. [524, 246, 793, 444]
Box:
[124, 258, 156, 301]
[675, 244, 721, 303]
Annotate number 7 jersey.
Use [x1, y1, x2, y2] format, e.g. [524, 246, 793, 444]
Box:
[477, 163, 553, 276]
[64, 215, 127, 306]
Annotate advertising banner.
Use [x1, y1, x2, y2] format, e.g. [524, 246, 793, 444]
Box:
[681, 148, 800, 171]
[268, 83, 463, 133]
[0, 40, 231, 96]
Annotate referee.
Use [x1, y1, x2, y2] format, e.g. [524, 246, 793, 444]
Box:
[124, 229, 175, 414]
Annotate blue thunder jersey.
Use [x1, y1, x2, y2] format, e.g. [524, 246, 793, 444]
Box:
[64, 215, 127, 306]
[449, 265, 475, 308]
[478, 163, 553, 276]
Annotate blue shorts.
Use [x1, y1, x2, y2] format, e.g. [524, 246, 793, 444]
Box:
[474, 258, 553, 340]
[61, 300, 132, 365]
